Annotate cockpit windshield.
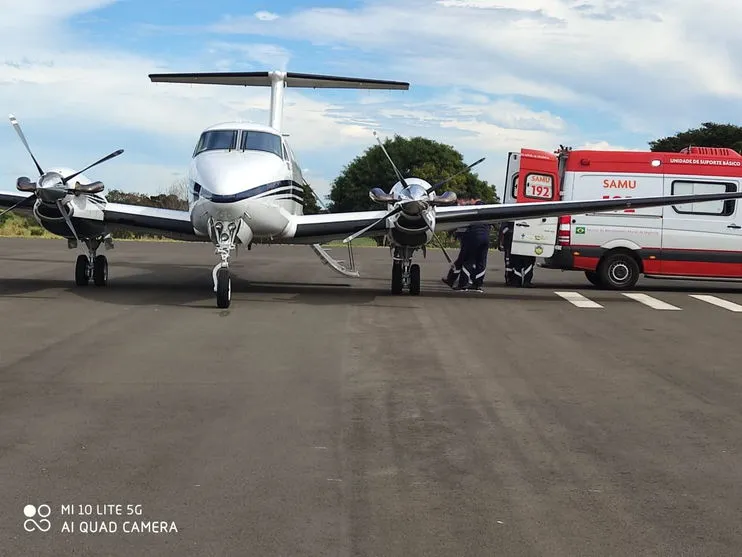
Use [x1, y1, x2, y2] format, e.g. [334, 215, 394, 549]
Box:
[240, 131, 283, 158]
[193, 129, 285, 159]
[193, 130, 237, 156]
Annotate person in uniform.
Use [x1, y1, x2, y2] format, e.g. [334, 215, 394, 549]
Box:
[498, 220, 516, 286]
[441, 199, 474, 289]
[459, 200, 491, 291]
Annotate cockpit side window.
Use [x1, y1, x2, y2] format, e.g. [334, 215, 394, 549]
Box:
[193, 130, 237, 156]
[240, 131, 283, 158]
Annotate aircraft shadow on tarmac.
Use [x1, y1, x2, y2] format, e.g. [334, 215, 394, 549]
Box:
[3, 254, 742, 308]
[4, 270, 742, 310]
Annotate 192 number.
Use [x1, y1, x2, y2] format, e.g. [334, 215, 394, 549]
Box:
[529, 185, 551, 198]
[603, 194, 635, 213]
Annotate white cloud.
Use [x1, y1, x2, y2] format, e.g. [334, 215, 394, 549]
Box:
[206, 0, 742, 132]
[5, 0, 739, 206]
[254, 11, 279, 21]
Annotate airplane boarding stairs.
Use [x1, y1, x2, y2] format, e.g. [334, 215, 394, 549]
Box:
[311, 243, 360, 278]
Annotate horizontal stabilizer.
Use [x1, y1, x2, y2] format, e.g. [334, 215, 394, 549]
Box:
[149, 71, 409, 90]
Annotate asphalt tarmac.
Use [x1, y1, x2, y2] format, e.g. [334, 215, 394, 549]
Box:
[2, 237, 742, 556]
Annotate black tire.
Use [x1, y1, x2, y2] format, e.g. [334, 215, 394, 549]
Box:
[409, 264, 421, 295]
[597, 252, 640, 290]
[93, 255, 108, 286]
[216, 268, 231, 308]
[75, 254, 89, 286]
[391, 261, 403, 295]
[585, 270, 602, 287]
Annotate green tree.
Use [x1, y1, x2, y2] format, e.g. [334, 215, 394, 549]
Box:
[301, 182, 322, 214]
[328, 135, 497, 213]
[649, 122, 742, 153]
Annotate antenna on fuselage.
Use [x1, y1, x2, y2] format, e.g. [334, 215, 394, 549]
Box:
[147, 71, 410, 133]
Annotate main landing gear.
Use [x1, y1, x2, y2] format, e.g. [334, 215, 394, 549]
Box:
[209, 218, 243, 309]
[391, 247, 421, 296]
[72, 236, 113, 287]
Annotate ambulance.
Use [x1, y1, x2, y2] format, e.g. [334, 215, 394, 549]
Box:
[502, 145, 742, 289]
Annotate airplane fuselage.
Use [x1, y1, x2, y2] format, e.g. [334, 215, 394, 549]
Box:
[185, 122, 307, 242]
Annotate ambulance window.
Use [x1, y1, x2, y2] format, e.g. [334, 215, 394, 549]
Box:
[671, 180, 737, 216]
[524, 173, 554, 200]
[511, 173, 518, 199]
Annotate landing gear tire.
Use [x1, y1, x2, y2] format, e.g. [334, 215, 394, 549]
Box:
[93, 255, 108, 287]
[391, 261, 403, 295]
[216, 268, 231, 309]
[75, 254, 89, 286]
[597, 252, 640, 290]
[409, 264, 421, 295]
[584, 270, 602, 287]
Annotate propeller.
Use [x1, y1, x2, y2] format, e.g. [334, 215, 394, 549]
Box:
[4, 114, 123, 215]
[341, 132, 485, 244]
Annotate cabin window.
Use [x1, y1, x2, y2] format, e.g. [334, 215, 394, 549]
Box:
[193, 130, 237, 156]
[671, 180, 736, 216]
[511, 172, 519, 200]
[240, 131, 282, 158]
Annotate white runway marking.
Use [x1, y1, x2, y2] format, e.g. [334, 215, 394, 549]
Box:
[554, 291, 603, 308]
[689, 295, 742, 312]
[622, 293, 681, 310]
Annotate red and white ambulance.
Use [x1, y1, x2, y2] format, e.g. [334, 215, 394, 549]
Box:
[502, 145, 742, 289]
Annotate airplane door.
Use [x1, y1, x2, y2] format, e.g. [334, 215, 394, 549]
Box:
[510, 149, 560, 258]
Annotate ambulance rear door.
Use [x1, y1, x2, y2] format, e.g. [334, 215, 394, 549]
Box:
[510, 148, 560, 258]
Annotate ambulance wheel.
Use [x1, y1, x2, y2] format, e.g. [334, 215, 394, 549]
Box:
[75, 254, 89, 286]
[391, 261, 403, 295]
[597, 252, 639, 290]
[584, 271, 602, 287]
[409, 264, 421, 295]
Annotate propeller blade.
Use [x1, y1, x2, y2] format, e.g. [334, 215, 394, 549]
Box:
[343, 205, 403, 244]
[62, 149, 124, 184]
[0, 193, 36, 218]
[373, 131, 409, 189]
[71, 181, 105, 194]
[16, 176, 37, 193]
[9, 114, 44, 175]
[56, 199, 80, 243]
[425, 157, 486, 194]
[422, 220, 452, 264]
[369, 187, 398, 203]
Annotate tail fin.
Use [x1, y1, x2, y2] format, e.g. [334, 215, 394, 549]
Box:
[148, 70, 409, 131]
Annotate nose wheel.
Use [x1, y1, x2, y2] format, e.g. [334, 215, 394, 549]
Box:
[215, 266, 231, 308]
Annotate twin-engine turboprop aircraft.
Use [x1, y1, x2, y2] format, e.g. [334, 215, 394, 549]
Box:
[3, 70, 742, 309]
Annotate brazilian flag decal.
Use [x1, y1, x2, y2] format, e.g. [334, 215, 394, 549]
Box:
[575, 226, 586, 234]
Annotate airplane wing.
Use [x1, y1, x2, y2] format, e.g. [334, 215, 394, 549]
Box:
[288, 191, 742, 244]
[0, 191, 203, 242]
[0, 190, 35, 216]
[102, 202, 203, 242]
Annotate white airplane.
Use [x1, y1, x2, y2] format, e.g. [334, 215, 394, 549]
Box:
[3, 70, 742, 309]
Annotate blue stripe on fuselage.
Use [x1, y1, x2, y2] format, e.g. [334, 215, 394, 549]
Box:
[195, 180, 304, 204]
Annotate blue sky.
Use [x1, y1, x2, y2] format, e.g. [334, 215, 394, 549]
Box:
[2, 0, 741, 202]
